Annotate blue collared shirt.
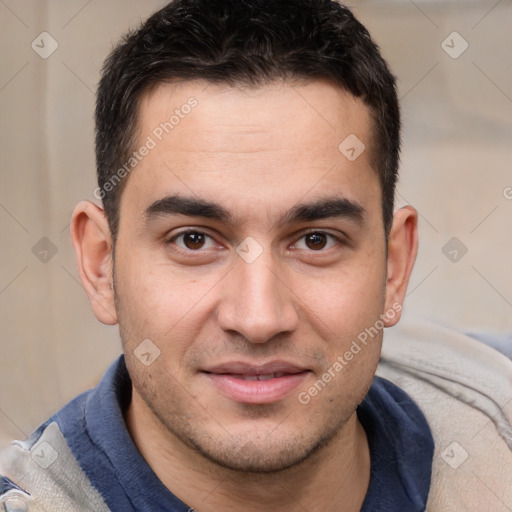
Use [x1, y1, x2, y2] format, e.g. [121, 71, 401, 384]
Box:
[44, 356, 433, 511]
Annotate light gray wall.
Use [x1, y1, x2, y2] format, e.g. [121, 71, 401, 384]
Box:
[1, 0, 511, 446]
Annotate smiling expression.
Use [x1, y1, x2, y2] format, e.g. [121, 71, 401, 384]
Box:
[109, 79, 390, 472]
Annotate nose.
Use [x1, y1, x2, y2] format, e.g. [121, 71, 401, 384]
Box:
[216, 254, 300, 344]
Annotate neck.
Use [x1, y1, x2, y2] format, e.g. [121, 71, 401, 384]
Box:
[126, 389, 370, 512]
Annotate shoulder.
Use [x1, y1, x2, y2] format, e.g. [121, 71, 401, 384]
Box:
[377, 319, 512, 511]
[0, 409, 110, 511]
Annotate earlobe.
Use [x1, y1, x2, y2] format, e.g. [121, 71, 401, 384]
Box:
[70, 201, 118, 325]
[383, 206, 418, 327]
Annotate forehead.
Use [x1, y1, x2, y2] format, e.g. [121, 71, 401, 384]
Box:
[137, 79, 372, 156]
[122, 79, 379, 226]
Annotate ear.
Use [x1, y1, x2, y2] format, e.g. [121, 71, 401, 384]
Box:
[383, 205, 418, 327]
[70, 201, 118, 325]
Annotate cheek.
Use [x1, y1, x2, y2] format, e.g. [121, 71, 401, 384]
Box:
[304, 267, 385, 401]
[298, 257, 386, 335]
[113, 250, 218, 350]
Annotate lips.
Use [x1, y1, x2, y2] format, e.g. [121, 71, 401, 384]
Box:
[201, 361, 310, 404]
[226, 372, 287, 381]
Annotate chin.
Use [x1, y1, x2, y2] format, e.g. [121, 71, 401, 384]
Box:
[178, 419, 345, 474]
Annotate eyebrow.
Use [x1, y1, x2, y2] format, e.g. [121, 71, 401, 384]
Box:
[281, 197, 365, 226]
[144, 195, 234, 224]
[143, 194, 365, 226]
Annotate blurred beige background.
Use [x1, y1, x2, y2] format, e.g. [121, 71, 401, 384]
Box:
[1, 0, 511, 447]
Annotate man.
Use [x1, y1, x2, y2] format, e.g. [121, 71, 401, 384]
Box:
[1, 1, 511, 510]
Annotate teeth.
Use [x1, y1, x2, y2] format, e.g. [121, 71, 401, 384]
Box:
[237, 373, 285, 381]
[227, 373, 290, 381]
[257, 374, 275, 381]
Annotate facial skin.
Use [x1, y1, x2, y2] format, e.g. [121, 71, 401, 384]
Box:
[71, 80, 417, 512]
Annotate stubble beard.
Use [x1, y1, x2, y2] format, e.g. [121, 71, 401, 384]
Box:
[113, 271, 363, 476]
[129, 364, 354, 475]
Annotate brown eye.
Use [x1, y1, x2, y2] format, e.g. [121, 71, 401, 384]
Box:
[182, 232, 206, 250]
[171, 231, 216, 251]
[304, 233, 328, 250]
[293, 231, 340, 252]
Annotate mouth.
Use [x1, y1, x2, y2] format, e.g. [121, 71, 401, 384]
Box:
[201, 361, 311, 404]
[220, 372, 293, 381]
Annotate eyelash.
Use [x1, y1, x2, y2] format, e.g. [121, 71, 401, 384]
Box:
[166, 229, 343, 253]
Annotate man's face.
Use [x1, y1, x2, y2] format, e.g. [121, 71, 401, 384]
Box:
[113, 80, 388, 472]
